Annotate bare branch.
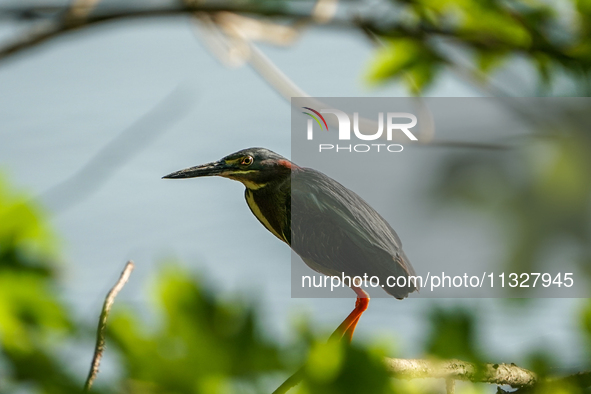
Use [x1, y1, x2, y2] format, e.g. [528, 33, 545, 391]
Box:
[0, 3, 314, 62]
[83, 260, 135, 392]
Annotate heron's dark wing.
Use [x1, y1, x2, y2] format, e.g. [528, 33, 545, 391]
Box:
[290, 168, 418, 299]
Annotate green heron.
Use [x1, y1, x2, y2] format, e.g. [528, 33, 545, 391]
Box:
[163, 147, 417, 341]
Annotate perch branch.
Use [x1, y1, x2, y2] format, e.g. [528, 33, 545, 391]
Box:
[384, 358, 537, 387]
[274, 356, 591, 393]
[83, 260, 135, 392]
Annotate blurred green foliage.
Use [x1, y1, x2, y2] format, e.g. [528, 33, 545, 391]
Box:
[365, 0, 591, 93]
[107, 269, 407, 394]
[0, 178, 80, 393]
[292, 340, 398, 394]
[0, 177, 404, 394]
[425, 307, 483, 364]
[1, 169, 590, 394]
[108, 268, 285, 393]
[431, 125, 591, 280]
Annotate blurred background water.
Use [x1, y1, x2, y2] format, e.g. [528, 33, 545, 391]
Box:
[0, 9, 587, 378]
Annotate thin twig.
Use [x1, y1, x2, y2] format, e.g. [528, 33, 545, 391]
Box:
[83, 260, 135, 392]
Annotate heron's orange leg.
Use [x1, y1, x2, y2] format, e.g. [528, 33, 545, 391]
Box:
[329, 287, 370, 342]
[272, 288, 369, 394]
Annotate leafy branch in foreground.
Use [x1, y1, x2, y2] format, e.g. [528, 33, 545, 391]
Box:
[0, 177, 83, 394]
[1, 0, 590, 94]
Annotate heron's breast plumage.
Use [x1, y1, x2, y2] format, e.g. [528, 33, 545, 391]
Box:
[245, 187, 289, 244]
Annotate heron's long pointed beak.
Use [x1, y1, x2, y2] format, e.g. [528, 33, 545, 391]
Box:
[162, 160, 227, 179]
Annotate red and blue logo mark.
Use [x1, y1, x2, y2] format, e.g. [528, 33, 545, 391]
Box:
[302, 107, 329, 131]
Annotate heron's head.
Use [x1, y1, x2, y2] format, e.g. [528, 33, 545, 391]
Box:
[163, 147, 295, 190]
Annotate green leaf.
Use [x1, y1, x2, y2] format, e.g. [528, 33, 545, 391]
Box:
[366, 38, 441, 93]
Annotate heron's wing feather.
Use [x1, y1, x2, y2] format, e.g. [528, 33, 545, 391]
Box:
[290, 169, 417, 298]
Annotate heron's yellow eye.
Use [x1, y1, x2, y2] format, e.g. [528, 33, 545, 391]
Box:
[241, 156, 253, 166]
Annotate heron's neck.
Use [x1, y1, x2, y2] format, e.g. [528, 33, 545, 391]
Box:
[244, 178, 290, 244]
